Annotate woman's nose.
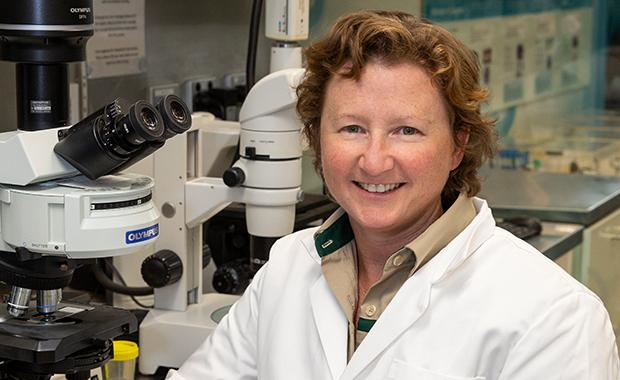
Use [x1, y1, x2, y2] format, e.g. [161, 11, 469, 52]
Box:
[358, 137, 394, 175]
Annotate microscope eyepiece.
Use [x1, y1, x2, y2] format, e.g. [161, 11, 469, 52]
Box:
[54, 96, 191, 179]
[157, 94, 192, 137]
[140, 107, 159, 131]
[54, 99, 167, 179]
[123, 101, 165, 144]
[170, 101, 188, 123]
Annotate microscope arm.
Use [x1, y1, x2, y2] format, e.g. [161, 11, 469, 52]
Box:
[185, 177, 301, 235]
[184, 178, 240, 228]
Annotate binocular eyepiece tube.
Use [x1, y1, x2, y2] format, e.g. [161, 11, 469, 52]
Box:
[54, 94, 192, 180]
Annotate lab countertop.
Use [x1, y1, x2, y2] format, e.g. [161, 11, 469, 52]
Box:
[519, 221, 583, 261]
[480, 169, 620, 226]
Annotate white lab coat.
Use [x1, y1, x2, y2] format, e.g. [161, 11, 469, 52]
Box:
[167, 198, 619, 380]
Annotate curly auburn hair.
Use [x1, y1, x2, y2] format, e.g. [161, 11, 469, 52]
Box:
[296, 10, 497, 202]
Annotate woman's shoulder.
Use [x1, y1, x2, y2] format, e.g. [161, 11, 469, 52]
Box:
[266, 226, 323, 268]
[473, 227, 600, 311]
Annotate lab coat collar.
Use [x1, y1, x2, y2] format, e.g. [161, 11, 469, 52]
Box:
[425, 197, 494, 284]
[302, 198, 495, 380]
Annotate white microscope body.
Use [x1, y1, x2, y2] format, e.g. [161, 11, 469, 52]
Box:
[0, 127, 160, 319]
[0, 130, 159, 259]
[139, 68, 305, 374]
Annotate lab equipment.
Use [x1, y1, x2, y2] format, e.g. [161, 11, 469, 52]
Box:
[190, 0, 309, 120]
[266, 0, 309, 72]
[207, 193, 337, 295]
[502, 112, 620, 176]
[496, 217, 542, 240]
[0, 1, 190, 378]
[138, 68, 305, 374]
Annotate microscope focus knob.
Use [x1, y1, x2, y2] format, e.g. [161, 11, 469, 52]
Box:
[212, 259, 252, 295]
[223, 167, 245, 187]
[141, 250, 183, 288]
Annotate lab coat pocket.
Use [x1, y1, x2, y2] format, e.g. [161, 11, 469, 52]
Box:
[387, 359, 485, 380]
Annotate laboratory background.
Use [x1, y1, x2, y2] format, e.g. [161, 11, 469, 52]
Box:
[0, 0, 619, 379]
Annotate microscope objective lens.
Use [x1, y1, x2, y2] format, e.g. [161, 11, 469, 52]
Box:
[7, 286, 32, 318]
[36, 289, 62, 315]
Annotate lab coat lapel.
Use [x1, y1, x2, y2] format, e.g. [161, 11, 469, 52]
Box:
[309, 274, 348, 380]
[342, 270, 432, 380]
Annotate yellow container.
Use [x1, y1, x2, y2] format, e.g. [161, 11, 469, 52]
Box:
[104, 340, 139, 380]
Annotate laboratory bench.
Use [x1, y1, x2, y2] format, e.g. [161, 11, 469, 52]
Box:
[480, 168, 620, 226]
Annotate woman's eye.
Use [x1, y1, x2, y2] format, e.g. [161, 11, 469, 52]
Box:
[342, 125, 363, 134]
[399, 126, 419, 135]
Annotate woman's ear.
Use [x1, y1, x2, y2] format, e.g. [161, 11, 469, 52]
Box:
[451, 129, 469, 170]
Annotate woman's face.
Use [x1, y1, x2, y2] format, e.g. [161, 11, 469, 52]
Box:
[320, 60, 464, 238]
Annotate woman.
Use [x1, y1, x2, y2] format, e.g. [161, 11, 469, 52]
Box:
[168, 10, 618, 379]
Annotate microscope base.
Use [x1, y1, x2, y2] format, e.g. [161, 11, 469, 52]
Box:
[138, 292, 239, 375]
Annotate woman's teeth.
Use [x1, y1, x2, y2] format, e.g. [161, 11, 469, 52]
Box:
[357, 182, 401, 193]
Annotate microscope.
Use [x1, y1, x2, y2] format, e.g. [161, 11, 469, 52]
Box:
[0, 1, 191, 379]
[138, 68, 305, 374]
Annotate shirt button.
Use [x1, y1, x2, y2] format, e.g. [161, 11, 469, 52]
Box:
[364, 304, 377, 317]
[393, 254, 405, 267]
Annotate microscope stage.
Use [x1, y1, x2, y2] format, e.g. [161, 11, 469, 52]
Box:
[0, 302, 137, 364]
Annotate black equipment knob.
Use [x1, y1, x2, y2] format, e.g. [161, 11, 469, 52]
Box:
[212, 259, 252, 295]
[223, 167, 246, 187]
[141, 250, 183, 288]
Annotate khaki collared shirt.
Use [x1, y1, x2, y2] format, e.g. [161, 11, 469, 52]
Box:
[313, 193, 476, 360]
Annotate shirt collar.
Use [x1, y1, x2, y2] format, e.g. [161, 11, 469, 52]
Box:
[406, 193, 476, 274]
[314, 208, 354, 257]
[313, 193, 475, 262]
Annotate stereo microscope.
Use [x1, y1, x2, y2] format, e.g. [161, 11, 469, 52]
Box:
[139, 68, 306, 374]
[0, 1, 191, 379]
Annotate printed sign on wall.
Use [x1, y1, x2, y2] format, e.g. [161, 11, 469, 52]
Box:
[86, 0, 146, 79]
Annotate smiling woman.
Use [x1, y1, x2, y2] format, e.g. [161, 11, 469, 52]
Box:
[297, 10, 500, 336]
[297, 10, 497, 205]
[320, 61, 460, 250]
[168, 10, 619, 380]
